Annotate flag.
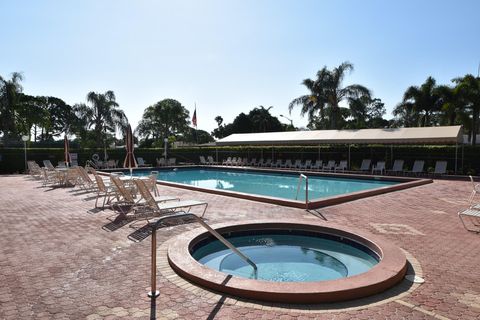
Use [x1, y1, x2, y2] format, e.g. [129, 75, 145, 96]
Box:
[192, 106, 197, 127]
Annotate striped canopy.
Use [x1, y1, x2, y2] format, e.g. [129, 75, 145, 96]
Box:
[123, 124, 138, 168]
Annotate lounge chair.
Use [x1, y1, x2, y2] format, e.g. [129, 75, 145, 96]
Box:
[359, 159, 371, 172]
[272, 159, 283, 168]
[110, 175, 177, 215]
[334, 160, 347, 173]
[75, 166, 98, 191]
[301, 160, 312, 170]
[43, 160, 55, 170]
[137, 157, 151, 167]
[57, 161, 66, 168]
[293, 159, 302, 169]
[310, 160, 322, 171]
[248, 158, 257, 166]
[371, 161, 386, 175]
[322, 160, 335, 172]
[405, 160, 425, 176]
[69, 153, 79, 167]
[199, 156, 207, 165]
[156, 158, 166, 166]
[40, 168, 61, 187]
[134, 179, 208, 218]
[222, 157, 231, 165]
[283, 159, 293, 169]
[433, 161, 447, 176]
[207, 156, 217, 165]
[263, 159, 272, 167]
[469, 176, 480, 205]
[27, 161, 42, 177]
[93, 174, 116, 208]
[240, 157, 248, 166]
[458, 205, 480, 233]
[387, 160, 404, 175]
[168, 158, 176, 166]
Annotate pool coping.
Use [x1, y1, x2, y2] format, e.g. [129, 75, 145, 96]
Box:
[105, 165, 432, 209]
[167, 219, 408, 304]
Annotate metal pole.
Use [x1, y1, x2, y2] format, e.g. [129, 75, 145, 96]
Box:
[305, 176, 309, 210]
[271, 146, 274, 162]
[216, 148, 218, 164]
[24, 141, 27, 173]
[455, 143, 458, 174]
[348, 144, 351, 170]
[148, 227, 160, 298]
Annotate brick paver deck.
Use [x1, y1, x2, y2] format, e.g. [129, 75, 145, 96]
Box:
[0, 175, 479, 319]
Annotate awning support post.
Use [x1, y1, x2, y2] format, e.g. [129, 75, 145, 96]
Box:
[348, 144, 351, 170]
[455, 143, 458, 174]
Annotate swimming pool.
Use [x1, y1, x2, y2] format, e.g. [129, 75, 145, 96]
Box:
[124, 166, 430, 209]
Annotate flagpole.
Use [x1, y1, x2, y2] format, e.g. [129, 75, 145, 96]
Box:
[194, 103, 198, 145]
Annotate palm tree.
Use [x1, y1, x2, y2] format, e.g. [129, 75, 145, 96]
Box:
[289, 62, 371, 129]
[75, 90, 128, 149]
[453, 74, 480, 145]
[401, 76, 441, 127]
[0, 72, 23, 141]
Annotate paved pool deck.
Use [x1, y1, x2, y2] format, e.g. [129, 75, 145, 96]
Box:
[0, 174, 479, 319]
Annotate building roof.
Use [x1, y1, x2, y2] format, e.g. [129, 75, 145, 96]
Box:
[216, 126, 463, 146]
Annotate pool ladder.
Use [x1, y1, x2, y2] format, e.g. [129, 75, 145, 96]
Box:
[147, 212, 257, 298]
[295, 174, 309, 210]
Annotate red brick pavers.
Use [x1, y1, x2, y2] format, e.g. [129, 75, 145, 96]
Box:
[0, 175, 479, 319]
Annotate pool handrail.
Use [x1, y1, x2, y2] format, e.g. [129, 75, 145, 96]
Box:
[295, 174, 309, 210]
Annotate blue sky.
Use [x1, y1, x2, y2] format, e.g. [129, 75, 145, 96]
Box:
[1, 0, 479, 133]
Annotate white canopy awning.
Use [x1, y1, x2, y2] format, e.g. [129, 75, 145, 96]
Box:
[216, 126, 463, 146]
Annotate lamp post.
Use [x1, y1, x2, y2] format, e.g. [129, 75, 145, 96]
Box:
[164, 138, 169, 159]
[280, 114, 293, 127]
[21, 135, 29, 173]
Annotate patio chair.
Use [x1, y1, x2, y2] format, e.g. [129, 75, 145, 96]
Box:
[207, 156, 217, 165]
[239, 157, 248, 166]
[359, 159, 371, 172]
[156, 158, 166, 166]
[134, 179, 207, 218]
[57, 161, 66, 168]
[433, 161, 447, 176]
[310, 160, 322, 171]
[458, 206, 480, 233]
[69, 153, 79, 167]
[228, 157, 237, 166]
[334, 160, 348, 173]
[469, 176, 480, 205]
[222, 157, 231, 165]
[322, 160, 336, 172]
[301, 160, 312, 170]
[93, 174, 116, 208]
[248, 158, 257, 166]
[168, 158, 176, 166]
[283, 159, 293, 169]
[256, 158, 265, 167]
[263, 159, 272, 167]
[27, 161, 42, 177]
[293, 159, 302, 169]
[387, 160, 404, 175]
[40, 167, 61, 187]
[405, 160, 425, 176]
[137, 157, 151, 167]
[199, 156, 207, 165]
[43, 160, 55, 170]
[75, 166, 98, 191]
[371, 161, 386, 175]
[272, 159, 283, 168]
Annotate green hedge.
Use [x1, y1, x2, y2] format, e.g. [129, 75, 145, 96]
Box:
[1, 145, 477, 175]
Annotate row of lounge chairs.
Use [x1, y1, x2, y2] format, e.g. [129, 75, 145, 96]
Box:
[201, 156, 448, 176]
[27, 160, 208, 220]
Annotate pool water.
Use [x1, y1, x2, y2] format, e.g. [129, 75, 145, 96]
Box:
[132, 168, 398, 201]
[192, 232, 379, 282]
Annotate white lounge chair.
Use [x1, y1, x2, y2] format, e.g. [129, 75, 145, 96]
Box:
[301, 160, 312, 170]
[134, 179, 208, 218]
[405, 160, 425, 176]
[334, 160, 347, 173]
[293, 159, 302, 169]
[43, 160, 55, 170]
[256, 158, 265, 167]
[387, 160, 404, 175]
[248, 158, 257, 166]
[207, 156, 217, 165]
[222, 157, 232, 165]
[137, 157, 151, 167]
[156, 158, 166, 166]
[359, 159, 371, 172]
[372, 161, 386, 175]
[310, 160, 322, 171]
[263, 159, 272, 167]
[433, 161, 447, 176]
[272, 159, 283, 168]
[322, 160, 335, 172]
[469, 176, 480, 205]
[168, 158, 176, 166]
[199, 156, 207, 165]
[283, 159, 293, 169]
[458, 205, 480, 233]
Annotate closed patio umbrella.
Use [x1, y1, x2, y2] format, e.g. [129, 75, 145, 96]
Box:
[64, 135, 71, 167]
[123, 124, 138, 169]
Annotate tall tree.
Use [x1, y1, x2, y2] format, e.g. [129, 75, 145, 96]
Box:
[136, 99, 190, 141]
[289, 62, 371, 129]
[401, 76, 441, 127]
[75, 90, 128, 147]
[0, 72, 23, 141]
[453, 74, 480, 145]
